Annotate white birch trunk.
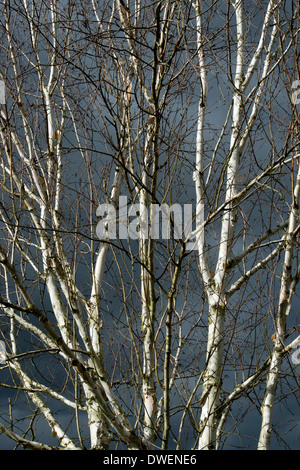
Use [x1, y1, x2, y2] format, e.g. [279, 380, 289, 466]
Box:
[197, 0, 244, 449]
[258, 156, 300, 449]
[140, 127, 156, 447]
[115, 0, 159, 445]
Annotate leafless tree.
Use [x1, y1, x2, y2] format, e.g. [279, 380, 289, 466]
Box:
[0, 0, 299, 450]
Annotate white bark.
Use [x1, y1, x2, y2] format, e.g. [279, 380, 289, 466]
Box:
[197, 0, 245, 450]
[0, 0, 299, 451]
[196, 0, 282, 449]
[258, 156, 300, 450]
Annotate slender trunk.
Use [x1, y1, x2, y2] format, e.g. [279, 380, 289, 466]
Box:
[140, 132, 156, 447]
[258, 154, 300, 449]
[197, 0, 244, 449]
[198, 297, 225, 450]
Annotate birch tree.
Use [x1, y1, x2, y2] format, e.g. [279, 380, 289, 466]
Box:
[0, 0, 300, 451]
